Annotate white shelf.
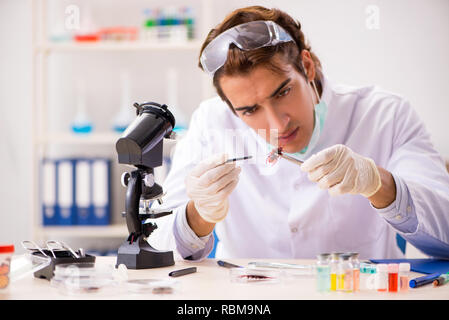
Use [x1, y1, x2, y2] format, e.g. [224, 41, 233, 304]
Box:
[31, 0, 209, 246]
[36, 224, 129, 239]
[37, 132, 121, 145]
[36, 133, 178, 152]
[37, 40, 203, 53]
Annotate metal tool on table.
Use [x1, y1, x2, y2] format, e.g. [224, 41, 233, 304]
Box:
[20, 240, 95, 280]
[21, 240, 49, 257]
[46, 240, 80, 259]
[115, 101, 176, 270]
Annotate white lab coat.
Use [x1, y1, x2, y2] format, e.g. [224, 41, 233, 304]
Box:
[150, 76, 449, 260]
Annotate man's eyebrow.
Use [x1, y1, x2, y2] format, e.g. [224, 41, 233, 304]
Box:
[234, 104, 257, 112]
[233, 78, 291, 112]
[269, 78, 291, 98]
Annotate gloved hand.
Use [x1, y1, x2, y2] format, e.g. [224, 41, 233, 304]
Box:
[301, 144, 381, 197]
[185, 153, 241, 223]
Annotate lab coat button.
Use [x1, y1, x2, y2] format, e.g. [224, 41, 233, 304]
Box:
[407, 206, 411, 213]
[291, 227, 298, 233]
[395, 215, 402, 220]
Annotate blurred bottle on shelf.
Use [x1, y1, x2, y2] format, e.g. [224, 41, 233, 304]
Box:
[48, 1, 72, 42]
[99, 27, 138, 42]
[74, 3, 100, 42]
[141, 6, 195, 43]
[182, 6, 195, 40]
[112, 71, 135, 133]
[141, 8, 158, 42]
[168, 6, 188, 43]
[71, 80, 93, 134]
[156, 7, 170, 41]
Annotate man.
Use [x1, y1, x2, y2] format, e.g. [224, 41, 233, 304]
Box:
[151, 6, 449, 260]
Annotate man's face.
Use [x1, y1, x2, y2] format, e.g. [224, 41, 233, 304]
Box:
[219, 61, 315, 154]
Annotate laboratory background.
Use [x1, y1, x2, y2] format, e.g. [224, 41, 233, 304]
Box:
[1, 0, 448, 259]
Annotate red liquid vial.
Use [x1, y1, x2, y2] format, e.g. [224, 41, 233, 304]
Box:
[388, 264, 399, 292]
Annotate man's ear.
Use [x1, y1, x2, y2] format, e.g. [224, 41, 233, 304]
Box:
[300, 50, 316, 82]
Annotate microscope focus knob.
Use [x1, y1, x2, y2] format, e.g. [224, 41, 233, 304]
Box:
[143, 173, 155, 187]
[121, 172, 130, 187]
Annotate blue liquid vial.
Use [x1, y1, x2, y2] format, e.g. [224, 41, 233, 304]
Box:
[316, 253, 331, 293]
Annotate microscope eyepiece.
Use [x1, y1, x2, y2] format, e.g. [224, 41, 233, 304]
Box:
[116, 101, 175, 168]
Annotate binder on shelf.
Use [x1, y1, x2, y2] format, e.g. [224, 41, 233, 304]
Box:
[41, 159, 58, 225]
[90, 158, 111, 225]
[75, 159, 92, 225]
[56, 159, 76, 225]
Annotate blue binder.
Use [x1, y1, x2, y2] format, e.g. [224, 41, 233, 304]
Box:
[74, 158, 92, 225]
[41, 159, 58, 225]
[56, 159, 76, 225]
[90, 158, 111, 225]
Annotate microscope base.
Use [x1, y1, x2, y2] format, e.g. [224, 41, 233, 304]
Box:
[115, 237, 174, 269]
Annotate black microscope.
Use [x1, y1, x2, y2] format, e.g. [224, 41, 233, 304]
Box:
[115, 101, 176, 269]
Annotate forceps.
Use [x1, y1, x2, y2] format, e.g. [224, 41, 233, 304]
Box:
[267, 148, 304, 166]
[277, 153, 304, 165]
[21, 240, 49, 257]
[46, 240, 79, 259]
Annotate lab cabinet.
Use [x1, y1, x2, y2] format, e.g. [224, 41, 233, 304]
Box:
[31, 0, 214, 252]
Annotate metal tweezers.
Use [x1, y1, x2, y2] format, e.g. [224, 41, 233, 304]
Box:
[278, 153, 304, 166]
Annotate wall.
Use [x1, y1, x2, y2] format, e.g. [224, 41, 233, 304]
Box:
[0, 0, 33, 250]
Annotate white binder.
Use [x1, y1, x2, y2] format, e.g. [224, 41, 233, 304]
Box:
[42, 159, 57, 225]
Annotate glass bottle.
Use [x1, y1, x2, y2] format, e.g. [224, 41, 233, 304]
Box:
[338, 254, 353, 292]
[376, 263, 388, 292]
[388, 263, 399, 292]
[360, 263, 377, 291]
[316, 253, 331, 293]
[329, 252, 342, 291]
[399, 262, 411, 292]
[349, 252, 360, 292]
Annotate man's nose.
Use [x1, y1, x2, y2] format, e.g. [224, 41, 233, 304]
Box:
[266, 107, 290, 134]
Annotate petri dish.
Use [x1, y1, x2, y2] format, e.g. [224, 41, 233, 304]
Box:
[125, 278, 180, 294]
[9, 254, 51, 283]
[51, 263, 118, 295]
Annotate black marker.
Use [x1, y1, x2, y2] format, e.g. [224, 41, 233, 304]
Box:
[169, 267, 197, 277]
[217, 260, 242, 268]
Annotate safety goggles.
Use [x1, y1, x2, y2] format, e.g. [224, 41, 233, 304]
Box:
[200, 20, 295, 76]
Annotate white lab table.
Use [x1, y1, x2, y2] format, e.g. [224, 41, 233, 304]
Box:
[1, 256, 447, 300]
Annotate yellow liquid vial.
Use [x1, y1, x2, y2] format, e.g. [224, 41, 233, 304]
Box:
[337, 274, 345, 291]
[330, 273, 337, 291]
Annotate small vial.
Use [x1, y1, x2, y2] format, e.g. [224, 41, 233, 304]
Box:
[330, 252, 342, 291]
[349, 252, 360, 292]
[399, 262, 411, 292]
[388, 264, 399, 292]
[316, 253, 331, 293]
[376, 264, 388, 292]
[338, 254, 353, 292]
[359, 263, 377, 291]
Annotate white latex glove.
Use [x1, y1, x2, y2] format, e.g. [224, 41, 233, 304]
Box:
[185, 153, 241, 223]
[301, 144, 381, 197]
